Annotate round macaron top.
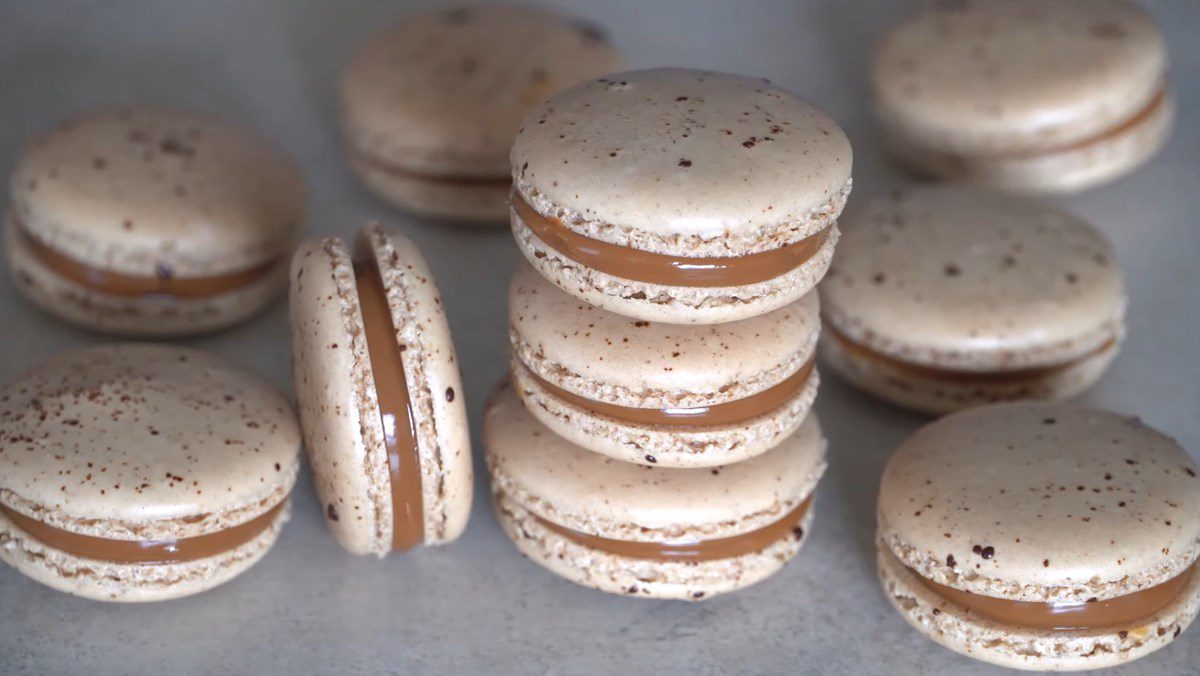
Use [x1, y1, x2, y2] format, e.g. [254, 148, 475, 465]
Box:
[879, 403, 1200, 603]
[509, 263, 819, 406]
[9, 105, 306, 278]
[341, 5, 623, 178]
[485, 384, 826, 541]
[821, 186, 1124, 370]
[0, 344, 301, 540]
[872, 0, 1166, 155]
[511, 67, 852, 245]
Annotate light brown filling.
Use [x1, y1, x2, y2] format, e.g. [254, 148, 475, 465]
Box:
[353, 149, 510, 187]
[825, 322, 1116, 384]
[0, 501, 283, 564]
[18, 218, 276, 299]
[912, 563, 1195, 630]
[513, 193, 832, 288]
[1003, 86, 1169, 159]
[353, 244, 425, 551]
[532, 497, 812, 562]
[523, 356, 815, 428]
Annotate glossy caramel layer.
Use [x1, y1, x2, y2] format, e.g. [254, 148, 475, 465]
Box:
[513, 193, 831, 288]
[353, 246, 425, 551]
[0, 501, 283, 564]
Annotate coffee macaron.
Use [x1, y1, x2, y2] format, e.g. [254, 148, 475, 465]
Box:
[877, 403, 1200, 670]
[340, 5, 623, 222]
[511, 67, 852, 324]
[289, 222, 471, 556]
[821, 186, 1125, 414]
[0, 344, 301, 602]
[485, 382, 826, 600]
[6, 105, 306, 336]
[509, 263, 820, 468]
[872, 0, 1173, 193]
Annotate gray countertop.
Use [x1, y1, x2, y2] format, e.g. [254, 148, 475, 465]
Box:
[0, 1, 1197, 674]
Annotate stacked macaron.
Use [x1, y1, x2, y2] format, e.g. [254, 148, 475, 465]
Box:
[488, 67, 852, 599]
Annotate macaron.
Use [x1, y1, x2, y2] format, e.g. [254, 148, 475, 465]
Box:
[820, 186, 1125, 414]
[289, 222, 471, 556]
[6, 105, 306, 336]
[485, 382, 826, 600]
[872, 0, 1173, 193]
[877, 403, 1200, 670]
[508, 263, 820, 468]
[510, 67, 852, 324]
[340, 5, 623, 222]
[0, 344, 301, 602]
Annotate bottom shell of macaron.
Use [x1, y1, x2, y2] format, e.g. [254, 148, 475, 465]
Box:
[493, 491, 813, 601]
[876, 547, 1200, 671]
[347, 153, 510, 223]
[0, 501, 291, 603]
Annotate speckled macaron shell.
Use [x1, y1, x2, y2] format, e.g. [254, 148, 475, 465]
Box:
[872, 0, 1172, 193]
[485, 383, 826, 600]
[511, 67, 850, 324]
[340, 5, 623, 220]
[820, 186, 1124, 412]
[0, 344, 301, 602]
[289, 223, 471, 556]
[877, 403, 1200, 669]
[509, 263, 819, 467]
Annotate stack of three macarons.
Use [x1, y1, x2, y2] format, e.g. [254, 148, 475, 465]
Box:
[486, 67, 854, 599]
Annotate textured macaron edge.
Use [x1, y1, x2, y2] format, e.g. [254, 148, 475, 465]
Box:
[513, 176, 850, 258]
[0, 499, 291, 603]
[493, 490, 814, 601]
[510, 359, 819, 468]
[877, 544, 1200, 671]
[819, 333, 1118, 415]
[362, 223, 473, 545]
[346, 153, 510, 222]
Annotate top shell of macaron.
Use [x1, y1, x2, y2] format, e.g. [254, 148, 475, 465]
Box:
[0, 344, 301, 540]
[509, 263, 819, 407]
[872, 0, 1166, 154]
[511, 67, 852, 256]
[9, 105, 306, 278]
[821, 186, 1124, 370]
[878, 403, 1200, 603]
[340, 5, 624, 178]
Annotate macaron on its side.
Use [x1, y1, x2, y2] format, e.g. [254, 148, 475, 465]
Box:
[510, 67, 851, 324]
[876, 403, 1200, 669]
[508, 263, 820, 466]
[485, 384, 826, 600]
[0, 345, 301, 602]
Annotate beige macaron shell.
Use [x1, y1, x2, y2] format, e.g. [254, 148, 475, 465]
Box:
[9, 106, 305, 277]
[342, 156, 512, 222]
[821, 187, 1125, 371]
[872, 0, 1167, 156]
[341, 5, 623, 178]
[879, 403, 1200, 604]
[512, 67, 851, 254]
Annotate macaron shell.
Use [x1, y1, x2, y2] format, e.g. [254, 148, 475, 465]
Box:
[511, 68, 852, 249]
[6, 212, 290, 337]
[513, 212, 839, 324]
[345, 154, 511, 221]
[878, 545, 1200, 671]
[10, 106, 305, 277]
[878, 403, 1200, 603]
[0, 500, 291, 603]
[872, 0, 1167, 155]
[821, 187, 1125, 371]
[341, 5, 624, 177]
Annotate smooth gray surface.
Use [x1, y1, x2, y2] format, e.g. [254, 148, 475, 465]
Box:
[0, 1, 1197, 674]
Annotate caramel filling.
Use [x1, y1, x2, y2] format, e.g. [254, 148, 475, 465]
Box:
[352, 149, 510, 188]
[1005, 86, 1169, 159]
[912, 563, 1195, 631]
[353, 246, 425, 551]
[826, 322, 1116, 385]
[0, 501, 283, 564]
[17, 219, 276, 299]
[533, 497, 811, 562]
[513, 193, 832, 288]
[524, 356, 815, 428]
